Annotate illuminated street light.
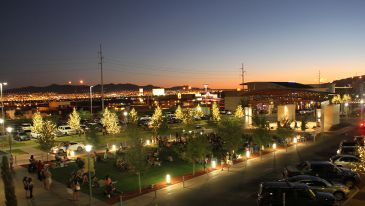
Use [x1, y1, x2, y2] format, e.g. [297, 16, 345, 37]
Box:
[211, 160, 217, 169]
[6, 126, 13, 154]
[0, 118, 3, 124]
[123, 111, 128, 116]
[111, 144, 116, 152]
[245, 150, 251, 158]
[272, 143, 277, 150]
[90, 86, 93, 115]
[293, 137, 298, 144]
[85, 144, 93, 206]
[79, 80, 84, 84]
[166, 174, 171, 184]
[0, 82, 7, 135]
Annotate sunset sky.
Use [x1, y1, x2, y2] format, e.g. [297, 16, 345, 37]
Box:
[1, 0, 365, 89]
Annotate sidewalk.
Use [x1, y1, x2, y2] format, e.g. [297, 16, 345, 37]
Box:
[0, 165, 108, 206]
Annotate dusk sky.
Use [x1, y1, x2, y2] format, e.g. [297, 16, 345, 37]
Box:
[1, 0, 365, 89]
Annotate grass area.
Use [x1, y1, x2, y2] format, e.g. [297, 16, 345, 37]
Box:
[50, 158, 203, 199]
[6, 148, 28, 155]
[0, 138, 37, 148]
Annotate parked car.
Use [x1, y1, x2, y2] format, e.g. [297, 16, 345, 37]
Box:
[360, 121, 365, 129]
[57, 125, 77, 135]
[20, 123, 32, 132]
[14, 132, 31, 141]
[279, 175, 350, 200]
[283, 161, 361, 188]
[257, 181, 336, 206]
[330, 154, 361, 169]
[51, 142, 85, 154]
[336, 146, 359, 156]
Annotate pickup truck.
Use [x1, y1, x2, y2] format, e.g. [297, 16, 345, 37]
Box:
[283, 161, 361, 188]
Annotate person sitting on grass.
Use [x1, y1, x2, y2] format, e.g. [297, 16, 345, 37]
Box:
[104, 175, 115, 198]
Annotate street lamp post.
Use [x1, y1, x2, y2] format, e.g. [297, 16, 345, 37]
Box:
[272, 143, 277, 170]
[6, 127, 13, 154]
[344, 102, 349, 119]
[90, 86, 94, 115]
[0, 82, 7, 135]
[85, 145, 93, 206]
[361, 99, 364, 120]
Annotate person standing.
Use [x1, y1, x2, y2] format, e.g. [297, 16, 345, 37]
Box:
[27, 177, 34, 199]
[23, 176, 29, 198]
[43, 166, 52, 190]
[37, 160, 44, 181]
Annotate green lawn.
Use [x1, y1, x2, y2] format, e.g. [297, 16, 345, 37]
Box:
[50, 158, 204, 199]
[6, 148, 28, 155]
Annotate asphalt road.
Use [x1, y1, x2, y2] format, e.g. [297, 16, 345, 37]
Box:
[149, 125, 365, 206]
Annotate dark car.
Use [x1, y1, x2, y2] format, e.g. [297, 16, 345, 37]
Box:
[283, 161, 361, 188]
[279, 175, 350, 200]
[258, 181, 336, 206]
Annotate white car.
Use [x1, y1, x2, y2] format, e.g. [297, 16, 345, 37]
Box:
[51, 142, 85, 154]
[21, 123, 32, 131]
[330, 154, 361, 168]
[57, 125, 77, 135]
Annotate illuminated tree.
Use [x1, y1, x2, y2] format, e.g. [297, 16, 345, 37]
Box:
[234, 105, 244, 119]
[331, 94, 342, 104]
[182, 108, 194, 125]
[175, 105, 184, 121]
[31, 111, 43, 134]
[150, 105, 163, 135]
[101, 108, 121, 134]
[129, 108, 138, 124]
[212, 102, 221, 121]
[195, 104, 204, 119]
[352, 140, 365, 174]
[38, 121, 56, 151]
[68, 108, 81, 133]
[342, 94, 351, 103]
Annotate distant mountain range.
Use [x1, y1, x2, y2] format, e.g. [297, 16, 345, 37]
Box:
[5, 83, 201, 94]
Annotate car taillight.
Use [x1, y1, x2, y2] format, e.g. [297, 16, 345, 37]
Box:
[361, 123, 364, 127]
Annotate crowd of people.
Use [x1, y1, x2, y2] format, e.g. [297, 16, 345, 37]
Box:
[24, 155, 53, 199]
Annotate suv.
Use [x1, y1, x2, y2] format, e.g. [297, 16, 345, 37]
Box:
[279, 175, 350, 200]
[283, 161, 361, 188]
[258, 182, 336, 206]
[57, 125, 77, 135]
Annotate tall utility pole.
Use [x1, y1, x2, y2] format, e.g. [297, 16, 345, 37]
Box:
[318, 70, 321, 85]
[240, 63, 246, 90]
[98, 44, 104, 111]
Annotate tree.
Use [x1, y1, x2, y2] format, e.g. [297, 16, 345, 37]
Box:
[124, 125, 148, 193]
[253, 114, 269, 129]
[1, 156, 17, 206]
[101, 108, 121, 135]
[252, 127, 272, 148]
[300, 115, 309, 131]
[31, 111, 43, 134]
[331, 94, 342, 104]
[216, 118, 242, 153]
[234, 105, 244, 119]
[182, 108, 194, 126]
[342, 94, 351, 103]
[175, 105, 184, 121]
[240, 97, 249, 108]
[195, 104, 204, 119]
[68, 108, 81, 133]
[37, 120, 56, 151]
[184, 135, 211, 175]
[211, 102, 221, 121]
[79, 109, 92, 120]
[150, 105, 163, 136]
[129, 108, 138, 124]
[351, 140, 365, 174]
